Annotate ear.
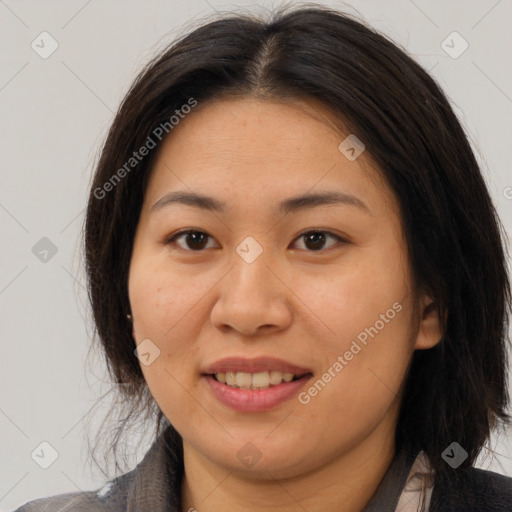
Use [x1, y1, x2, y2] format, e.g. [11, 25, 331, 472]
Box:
[127, 313, 136, 339]
[414, 294, 445, 350]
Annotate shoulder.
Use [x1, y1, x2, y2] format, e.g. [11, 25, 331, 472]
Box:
[12, 491, 103, 512]
[11, 475, 130, 512]
[12, 426, 181, 512]
[430, 466, 512, 512]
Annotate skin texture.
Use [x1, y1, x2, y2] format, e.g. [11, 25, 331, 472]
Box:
[128, 97, 443, 512]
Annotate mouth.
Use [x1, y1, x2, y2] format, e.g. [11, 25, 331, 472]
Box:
[202, 357, 313, 412]
[211, 370, 306, 390]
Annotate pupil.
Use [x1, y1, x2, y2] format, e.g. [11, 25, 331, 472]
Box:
[305, 232, 325, 250]
[187, 231, 207, 250]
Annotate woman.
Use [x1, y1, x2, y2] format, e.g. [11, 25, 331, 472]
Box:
[15, 5, 512, 511]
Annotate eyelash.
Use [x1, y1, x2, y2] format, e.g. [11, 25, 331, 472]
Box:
[164, 229, 348, 253]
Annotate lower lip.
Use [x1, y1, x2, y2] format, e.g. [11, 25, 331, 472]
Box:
[203, 374, 312, 412]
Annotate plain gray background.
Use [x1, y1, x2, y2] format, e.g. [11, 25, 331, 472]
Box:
[1, 0, 511, 510]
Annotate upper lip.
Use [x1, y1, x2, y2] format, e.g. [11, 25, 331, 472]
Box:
[203, 357, 313, 375]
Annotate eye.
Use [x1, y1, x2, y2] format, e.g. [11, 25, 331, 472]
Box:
[166, 230, 218, 251]
[165, 229, 346, 253]
[291, 230, 346, 252]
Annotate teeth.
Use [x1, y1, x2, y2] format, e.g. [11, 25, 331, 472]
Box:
[235, 372, 252, 389]
[226, 372, 237, 387]
[252, 371, 270, 388]
[214, 370, 299, 389]
[269, 371, 283, 385]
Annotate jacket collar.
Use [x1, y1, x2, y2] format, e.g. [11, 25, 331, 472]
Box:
[116, 426, 420, 511]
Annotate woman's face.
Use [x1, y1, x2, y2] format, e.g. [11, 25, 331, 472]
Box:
[128, 97, 441, 478]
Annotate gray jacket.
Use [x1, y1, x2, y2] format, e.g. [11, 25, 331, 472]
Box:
[12, 427, 512, 511]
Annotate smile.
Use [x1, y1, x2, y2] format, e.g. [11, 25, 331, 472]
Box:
[213, 370, 301, 390]
[202, 357, 313, 412]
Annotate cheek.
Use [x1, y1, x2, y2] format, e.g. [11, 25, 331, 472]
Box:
[128, 257, 206, 424]
[128, 254, 203, 339]
[294, 235, 415, 406]
[297, 296, 414, 449]
[297, 242, 411, 352]
[128, 253, 214, 390]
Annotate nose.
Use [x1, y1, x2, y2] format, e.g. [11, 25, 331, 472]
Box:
[210, 251, 293, 337]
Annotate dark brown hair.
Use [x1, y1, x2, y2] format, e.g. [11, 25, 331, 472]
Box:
[84, 4, 511, 482]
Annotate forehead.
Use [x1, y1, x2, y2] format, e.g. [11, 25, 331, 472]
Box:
[143, 96, 394, 216]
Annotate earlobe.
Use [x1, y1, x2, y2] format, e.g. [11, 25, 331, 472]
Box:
[127, 313, 136, 340]
[414, 295, 445, 350]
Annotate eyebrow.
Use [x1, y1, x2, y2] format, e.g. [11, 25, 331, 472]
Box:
[150, 190, 369, 215]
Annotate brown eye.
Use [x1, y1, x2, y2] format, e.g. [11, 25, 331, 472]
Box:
[168, 230, 216, 251]
[166, 229, 346, 253]
[293, 231, 345, 252]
